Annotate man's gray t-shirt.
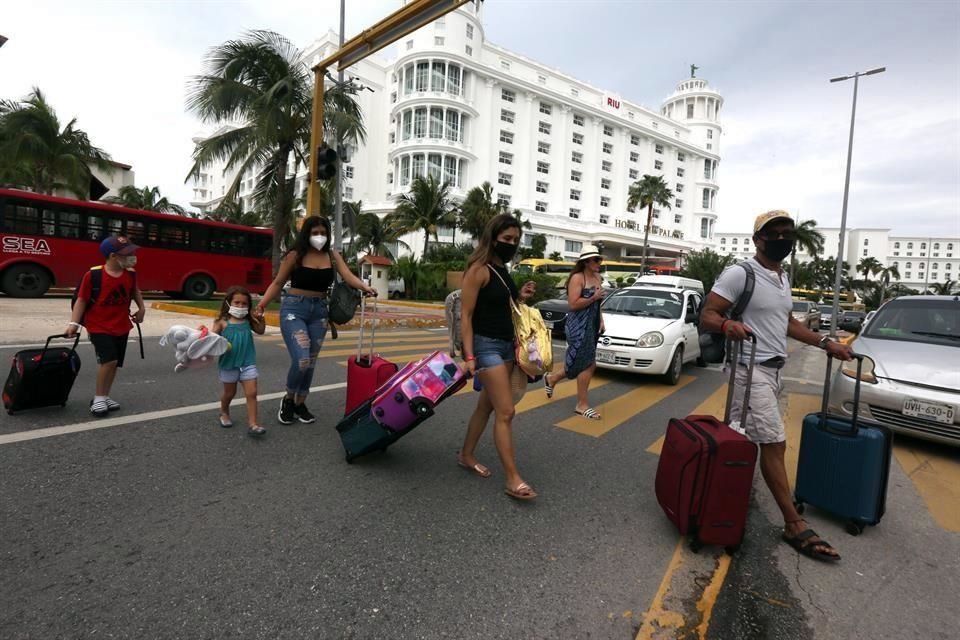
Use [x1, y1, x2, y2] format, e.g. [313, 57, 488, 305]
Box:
[712, 257, 793, 363]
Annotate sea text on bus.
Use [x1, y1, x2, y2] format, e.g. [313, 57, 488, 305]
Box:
[2, 235, 51, 256]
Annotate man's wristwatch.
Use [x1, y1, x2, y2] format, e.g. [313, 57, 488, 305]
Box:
[817, 335, 833, 350]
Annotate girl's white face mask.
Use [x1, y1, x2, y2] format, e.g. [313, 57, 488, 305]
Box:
[228, 306, 249, 318]
[310, 235, 327, 251]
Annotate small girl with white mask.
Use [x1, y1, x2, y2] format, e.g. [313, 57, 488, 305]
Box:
[213, 286, 266, 437]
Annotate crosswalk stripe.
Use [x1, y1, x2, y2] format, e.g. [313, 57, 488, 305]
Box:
[514, 375, 612, 413]
[555, 375, 696, 438]
[645, 382, 730, 455]
[303, 341, 448, 360]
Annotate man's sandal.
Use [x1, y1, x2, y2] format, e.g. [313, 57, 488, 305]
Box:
[782, 529, 841, 562]
[505, 482, 537, 501]
[575, 407, 602, 420]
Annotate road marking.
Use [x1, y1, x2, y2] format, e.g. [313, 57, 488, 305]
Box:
[893, 441, 960, 532]
[644, 383, 730, 456]
[0, 382, 347, 446]
[694, 555, 731, 638]
[783, 393, 820, 487]
[513, 375, 611, 413]
[303, 340, 447, 359]
[555, 375, 695, 438]
[635, 539, 687, 639]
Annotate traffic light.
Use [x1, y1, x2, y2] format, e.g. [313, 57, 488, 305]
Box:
[315, 144, 338, 181]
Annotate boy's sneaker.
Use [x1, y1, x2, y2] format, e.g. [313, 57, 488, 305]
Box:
[277, 397, 296, 424]
[105, 398, 121, 412]
[90, 399, 109, 417]
[294, 403, 316, 424]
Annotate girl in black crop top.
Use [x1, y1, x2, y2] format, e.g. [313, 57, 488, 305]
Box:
[458, 213, 540, 501]
[257, 216, 376, 425]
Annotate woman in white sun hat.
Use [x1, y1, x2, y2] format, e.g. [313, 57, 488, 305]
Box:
[542, 245, 606, 419]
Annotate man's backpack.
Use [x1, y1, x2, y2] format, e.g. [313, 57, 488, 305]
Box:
[698, 262, 755, 364]
[70, 266, 137, 319]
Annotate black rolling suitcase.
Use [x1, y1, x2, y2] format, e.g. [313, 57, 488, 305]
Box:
[3, 334, 82, 415]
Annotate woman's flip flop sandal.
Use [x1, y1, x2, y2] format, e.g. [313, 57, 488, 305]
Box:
[456, 451, 491, 478]
[543, 374, 555, 399]
[505, 482, 538, 500]
[575, 407, 602, 420]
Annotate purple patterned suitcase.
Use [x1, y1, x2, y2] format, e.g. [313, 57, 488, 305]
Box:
[371, 350, 467, 432]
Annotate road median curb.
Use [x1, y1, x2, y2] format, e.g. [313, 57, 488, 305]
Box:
[150, 302, 447, 330]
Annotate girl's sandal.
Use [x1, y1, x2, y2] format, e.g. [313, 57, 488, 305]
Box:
[247, 425, 266, 438]
[219, 415, 234, 428]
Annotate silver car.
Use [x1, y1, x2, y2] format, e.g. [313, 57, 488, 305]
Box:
[828, 295, 960, 447]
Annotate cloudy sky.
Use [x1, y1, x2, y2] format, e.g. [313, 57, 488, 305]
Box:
[2, 0, 958, 237]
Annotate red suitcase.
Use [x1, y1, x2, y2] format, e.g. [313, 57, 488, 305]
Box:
[345, 297, 398, 415]
[655, 336, 759, 553]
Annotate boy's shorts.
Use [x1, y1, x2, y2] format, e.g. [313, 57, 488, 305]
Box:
[219, 365, 259, 384]
[89, 333, 129, 367]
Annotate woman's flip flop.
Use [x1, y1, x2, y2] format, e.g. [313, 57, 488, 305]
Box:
[544, 374, 555, 399]
[505, 482, 538, 500]
[575, 407, 602, 420]
[456, 451, 491, 478]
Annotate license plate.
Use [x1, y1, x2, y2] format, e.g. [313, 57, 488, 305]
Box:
[544, 321, 554, 329]
[596, 350, 617, 364]
[902, 399, 955, 424]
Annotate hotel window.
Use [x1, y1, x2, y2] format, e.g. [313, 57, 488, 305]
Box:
[677, 167, 685, 177]
[655, 144, 664, 154]
[706, 144, 712, 150]
[687, 103, 694, 119]
[570, 189, 581, 201]
[434, 37, 445, 46]
[536, 181, 548, 193]
[893, 252, 899, 256]
[389, 131, 396, 144]
[465, 45, 472, 56]
[674, 214, 683, 224]
[732, 238, 738, 245]
[720, 238, 726, 244]
[502, 88, 515, 102]
[538, 121, 552, 135]
[571, 151, 583, 164]
[631, 134, 640, 145]
[537, 161, 550, 174]
[431, 62, 446, 92]
[570, 170, 582, 182]
[413, 108, 427, 138]
[500, 109, 515, 123]
[700, 218, 709, 239]
[499, 151, 513, 165]
[907, 242, 913, 249]
[500, 60, 511, 71]
[497, 193, 511, 207]
[568, 209, 581, 220]
[652, 121, 659, 129]
[600, 196, 610, 208]
[864, 238, 870, 246]
[894, 242, 900, 249]
[654, 160, 663, 170]
[412, 154, 425, 178]
[387, 172, 394, 185]
[466, 23, 474, 38]
[676, 199, 684, 208]
[400, 156, 411, 185]
[429, 107, 444, 138]
[572, 132, 583, 145]
[535, 201, 547, 212]
[702, 188, 710, 209]
[406, 40, 413, 50]
[344, 187, 354, 199]
[629, 168, 639, 179]
[707, 129, 713, 139]
[427, 153, 442, 180]
[540, 102, 552, 115]
[498, 172, 512, 186]
[565, 240, 582, 252]
[499, 130, 514, 144]
[630, 151, 639, 162]
[390, 91, 397, 104]
[905, 272, 911, 279]
[415, 62, 429, 91]
[538, 75, 547, 85]
[538, 141, 551, 154]
[599, 214, 609, 224]
[447, 64, 462, 95]
[602, 161, 612, 172]
[573, 114, 585, 126]
[675, 183, 683, 193]
[603, 142, 613, 154]
[678, 152, 686, 162]
[601, 178, 611, 190]
[603, 124, 614, 136]
[344, 166, 354, 179]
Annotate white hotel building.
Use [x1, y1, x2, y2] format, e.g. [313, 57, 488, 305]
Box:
[714, 228, 960, 291]
[189, 3, 723, 266]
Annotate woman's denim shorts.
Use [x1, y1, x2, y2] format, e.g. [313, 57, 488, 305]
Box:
[474, 334, 515, 371]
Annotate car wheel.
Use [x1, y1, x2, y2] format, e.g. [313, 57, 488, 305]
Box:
[389, 290, 400, 299]
[663, 346, 683, 386]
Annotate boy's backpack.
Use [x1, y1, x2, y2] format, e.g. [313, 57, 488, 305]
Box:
[70, 266, 137, 319]
[444, 289, 463, 357]
[698, 262, 755, 364]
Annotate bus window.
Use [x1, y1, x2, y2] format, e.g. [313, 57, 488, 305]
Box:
[126, 220, 146, 243]
[545, 265, 574, 274]
[514, 264, 534, 274]
[41, 209, 56, 236]
[106, 217, 123, 237]
[160, 225, 184, 248]
[190, 227, 209, 252]
[147, 223, 160, 245]
[84, 215, 103, 240]
[2, 203, 41, 234]
[58, 209, 82, 239]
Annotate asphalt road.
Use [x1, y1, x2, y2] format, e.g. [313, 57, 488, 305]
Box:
[0, 327, 957, 640]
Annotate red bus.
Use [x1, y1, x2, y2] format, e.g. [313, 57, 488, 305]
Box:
[0, 189, 272, 299]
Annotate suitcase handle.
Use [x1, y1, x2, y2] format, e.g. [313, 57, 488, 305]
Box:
[354, 295, 378, 363]
[723, 332, 757, 425]
[40, 333, 81, 360]
[819, 354, 865, 436]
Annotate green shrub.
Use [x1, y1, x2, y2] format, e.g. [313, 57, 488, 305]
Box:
[513, 272, 562, 305]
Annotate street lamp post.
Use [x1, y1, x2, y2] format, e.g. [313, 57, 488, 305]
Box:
[828, 66, 885, 338]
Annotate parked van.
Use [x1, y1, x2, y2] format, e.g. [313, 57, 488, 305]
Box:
[631, 275, 705, 295]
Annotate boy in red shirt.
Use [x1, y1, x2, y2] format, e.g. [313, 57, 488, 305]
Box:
[65, 235, 146, 416]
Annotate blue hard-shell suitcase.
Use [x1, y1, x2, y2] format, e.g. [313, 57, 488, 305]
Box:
[794, 355, 892, 535]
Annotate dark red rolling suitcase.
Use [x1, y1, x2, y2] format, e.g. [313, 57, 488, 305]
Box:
[3, 334, 82, 415]
[655, 336, 759, 553]
[344, 296, 398, 415]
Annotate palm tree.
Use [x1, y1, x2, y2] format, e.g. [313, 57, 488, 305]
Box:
[0, 87, 111, 197]
[930, 279, 957, 295]
[185, 30, 365, 274]
[548, 251, 562, 261]
[103, 185, 186, 215]
[206, 198, 268, 227]
[857, 256, 883, 281]
[626, 175, 673, 273]
[391, 175, 457, 258]
[509, 207, 534, 231]
[790, 219, 825, 281]
[458, 181, 500, 241]
[875, 264, 900, 302]
[680, 248, 735, 294]
[355, 211, 410, 260]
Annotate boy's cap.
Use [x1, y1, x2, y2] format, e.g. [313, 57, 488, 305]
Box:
[100, 235, 138, 258]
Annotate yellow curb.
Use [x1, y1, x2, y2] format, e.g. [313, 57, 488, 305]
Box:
[380, 300, 445, 310]
[150, 302, 447, 330]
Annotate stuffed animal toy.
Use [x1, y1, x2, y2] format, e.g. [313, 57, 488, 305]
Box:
[159, 324, 230, 372]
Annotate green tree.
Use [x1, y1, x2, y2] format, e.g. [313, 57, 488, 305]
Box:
[857, 256, 883, 281]
[789, 219, 824, 281]
[185, 30, 366, 274]
[508, 207, 534, 231]
[393, 255, 421, 299]
[0, 87, 111, 197]
[457, 181, 499, 240]
[353, 211, 409, 260]
[519, 233, 547, 260]
[391, 175, 457, 258]
[680, 248, 735, 294]
[626, 175, 673, 273]
[875, 264, 900, 302]
[930, 279, 957, 295]
[103, 185, 186, 215]
[548, 251, 562, 261]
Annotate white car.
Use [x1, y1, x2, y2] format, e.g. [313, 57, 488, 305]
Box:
[595, 286, 703, 385]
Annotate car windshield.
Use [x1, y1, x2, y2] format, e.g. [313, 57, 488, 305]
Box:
[792, 301, 810, 312]
[862, 298, 960, 348]
[602, 288, 683, 319]
[818, 306, 833, 314]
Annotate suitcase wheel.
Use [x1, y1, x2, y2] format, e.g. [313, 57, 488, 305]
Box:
[725, 544, 740, 556]
[688, 536, 702, 553]
[394, 392, 404, 403]
[374, 407, 384, 418]
[345, 455, 355, 464]
[845, 520, 865, 536]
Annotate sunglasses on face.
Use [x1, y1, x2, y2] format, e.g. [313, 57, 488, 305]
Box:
[590, 257, 603, 263]
[760, 231, 796, 242]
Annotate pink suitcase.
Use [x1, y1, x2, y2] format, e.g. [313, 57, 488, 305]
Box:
[371, 350, 467, 433]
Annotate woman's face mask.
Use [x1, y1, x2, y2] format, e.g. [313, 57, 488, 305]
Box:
[310, 234, 327, 251]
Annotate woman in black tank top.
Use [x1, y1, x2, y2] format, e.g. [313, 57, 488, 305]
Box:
[257, 216, 376, 425]
[459, 214, 539, 501]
